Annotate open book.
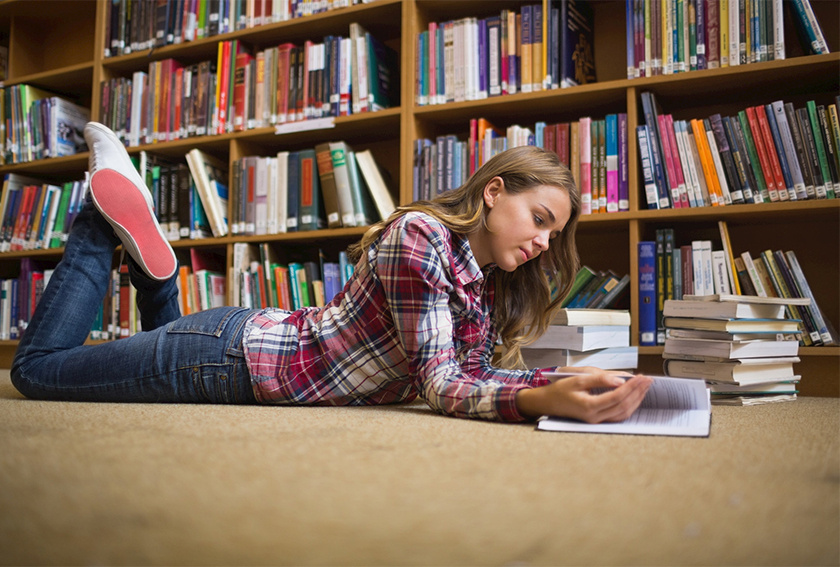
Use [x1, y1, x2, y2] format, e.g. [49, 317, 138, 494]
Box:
[537, 373, 711, 437]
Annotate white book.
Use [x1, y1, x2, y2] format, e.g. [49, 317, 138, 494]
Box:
[772, 0, 785, 60]
[523, 346, 638, 370]
[705, 128, 733, 204]
[265, 156, 278, 234]
[663, 299, 786, 319]
[699, 241, 714, 296]
[537, 374, 711, 437]
[275, 151, 289, 233]
[526, 325, 630, 351]
[349, 23, 369, 114]
[711, 250, 731, 295]
[355, 150, 396, 220]
[254, 157, 268, 235]
[690, 240, 707, 295]
[186, 149, 228, 238]
[729, 0, 741, 66]
[130, 71, 147, 146]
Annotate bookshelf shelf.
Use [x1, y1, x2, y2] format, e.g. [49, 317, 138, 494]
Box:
[0, 0, 836, 395]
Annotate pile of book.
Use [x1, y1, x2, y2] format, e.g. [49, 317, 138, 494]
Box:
[522, 308, 637, 371]
[662, 294, 807, 406]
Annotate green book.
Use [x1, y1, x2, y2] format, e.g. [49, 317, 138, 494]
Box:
[48, 182, 74, 248]
[807, 100, 835, 199]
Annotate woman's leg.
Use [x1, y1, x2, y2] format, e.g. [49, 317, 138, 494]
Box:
[11, 122, 256, 404]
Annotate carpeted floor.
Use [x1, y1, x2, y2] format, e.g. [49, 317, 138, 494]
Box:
[0, 369, 838, 566]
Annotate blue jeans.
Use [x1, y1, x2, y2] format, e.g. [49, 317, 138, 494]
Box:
[11, 199, 258, 404]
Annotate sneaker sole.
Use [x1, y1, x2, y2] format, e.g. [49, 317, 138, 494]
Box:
[90, 168, 177, 281]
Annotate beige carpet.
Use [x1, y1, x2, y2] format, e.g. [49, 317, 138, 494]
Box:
[0, 369, 837, 566]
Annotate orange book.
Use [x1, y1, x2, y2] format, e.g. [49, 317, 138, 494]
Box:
[690, 119, 724, 206]
[178, 265, 192, 315]
[274, 265, 292, 310]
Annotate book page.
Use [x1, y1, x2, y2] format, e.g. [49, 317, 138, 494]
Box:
[538, 374, 711, 437]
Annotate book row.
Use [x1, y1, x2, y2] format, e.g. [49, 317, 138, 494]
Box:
[414, 113, 630, 215]
[639, 92, 840, 210]
[0, 241, 355, 341]
[188, 141, 394, 238]
[229, 242, 354, 311]
[625, 0, 830, 80]
[0, 176, 87, 253]
[100, 23, 398, 147]
[414, 0, 596, 106]
[232, 142, 394, 236]
[104, 0, 372, 58]
[559, 267, 631, 311]
[638, 223, 835, 347]
[0, 86, 91, 165]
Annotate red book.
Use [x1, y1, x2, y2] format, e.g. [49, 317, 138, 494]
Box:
[216, 41, 232, 134]
[754, 105, 786, 202]
[275, 43, 294, 123]
[556, 122, 570, 166]
[665, 114, 690, 207]
[657, 114, 684, 208]
[12, 185, 36, 251]
[745, 106, 779, 202]
[233, 51, 253, 131]
[173, 66, 184, 139]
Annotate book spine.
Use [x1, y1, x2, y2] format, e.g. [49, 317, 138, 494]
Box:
[638, 240, 657, 346]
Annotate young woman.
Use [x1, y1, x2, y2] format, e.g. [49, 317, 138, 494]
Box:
[11, 122, 652, 423]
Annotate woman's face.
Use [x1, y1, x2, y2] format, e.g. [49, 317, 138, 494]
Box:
[469, 177, 572, 272]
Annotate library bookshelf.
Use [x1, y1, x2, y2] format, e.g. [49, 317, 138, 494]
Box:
[0, 0, 836, 396]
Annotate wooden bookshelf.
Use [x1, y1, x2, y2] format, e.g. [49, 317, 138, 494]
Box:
[0, 0, 836, 396]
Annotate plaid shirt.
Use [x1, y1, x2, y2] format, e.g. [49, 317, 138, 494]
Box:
[242, 212, 551, 421]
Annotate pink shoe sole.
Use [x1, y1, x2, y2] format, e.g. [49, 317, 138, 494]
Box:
[90, 169, 177, 281]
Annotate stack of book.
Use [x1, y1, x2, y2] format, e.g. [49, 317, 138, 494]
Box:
[522, 309, 637, 371]
[662, 294, 808, 405]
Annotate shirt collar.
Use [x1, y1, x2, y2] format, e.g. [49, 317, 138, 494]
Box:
[452, 231, 489, 287]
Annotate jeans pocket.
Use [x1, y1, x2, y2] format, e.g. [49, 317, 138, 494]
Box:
[166, 307, 241, 337]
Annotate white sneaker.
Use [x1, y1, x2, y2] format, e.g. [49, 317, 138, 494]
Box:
[84, 122, 177, 281]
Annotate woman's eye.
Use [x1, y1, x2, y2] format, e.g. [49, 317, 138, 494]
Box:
[533, 215, 544, 226]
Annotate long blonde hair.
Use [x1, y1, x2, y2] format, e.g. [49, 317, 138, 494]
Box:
[348, 145, 581, 369]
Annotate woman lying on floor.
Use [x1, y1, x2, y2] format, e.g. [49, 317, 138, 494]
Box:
[11, 123, 651, 423]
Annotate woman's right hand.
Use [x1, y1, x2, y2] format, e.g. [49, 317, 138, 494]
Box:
[515, 368, 653, 423]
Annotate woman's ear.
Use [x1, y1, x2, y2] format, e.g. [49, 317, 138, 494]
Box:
[483, 177, 504, 208]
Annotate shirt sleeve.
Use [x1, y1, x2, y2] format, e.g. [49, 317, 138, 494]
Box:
[374, 216, 547, 422]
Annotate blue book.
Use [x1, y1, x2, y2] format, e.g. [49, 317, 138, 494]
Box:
[477, 18, 488, 99]
[640, 92, 672, 208]
[560, 0, 595, 87]
[636, 125, 659, 210]
[618, 113, 629, 211]
[638, 241, 657, 346]
[764, 103, 795, 200]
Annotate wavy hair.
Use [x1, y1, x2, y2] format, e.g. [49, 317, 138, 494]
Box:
[348, 145, 581, 369]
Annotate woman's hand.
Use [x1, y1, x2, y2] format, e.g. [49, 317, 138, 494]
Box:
[515, 366, 653, 423]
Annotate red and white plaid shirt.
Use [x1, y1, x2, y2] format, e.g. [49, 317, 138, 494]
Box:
[242, 212, 551, 421]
